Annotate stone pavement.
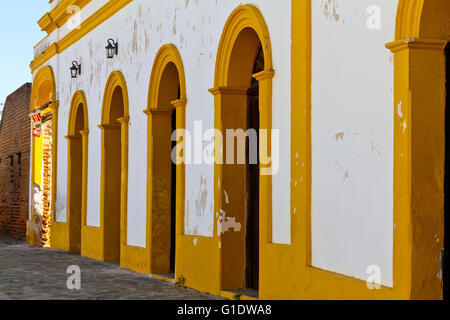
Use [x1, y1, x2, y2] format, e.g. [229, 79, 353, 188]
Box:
[0, 236, 221, 300]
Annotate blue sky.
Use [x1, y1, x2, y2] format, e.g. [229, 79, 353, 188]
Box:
[0, 1, 47, 107]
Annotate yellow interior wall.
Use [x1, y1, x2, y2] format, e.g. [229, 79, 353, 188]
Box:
[33, 136, 43, 186]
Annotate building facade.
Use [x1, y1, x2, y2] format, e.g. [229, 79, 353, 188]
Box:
[0, 83, 31, 239]
[28, 0, 449, 299]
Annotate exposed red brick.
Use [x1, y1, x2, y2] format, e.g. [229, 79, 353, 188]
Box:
[0, 83, 31, 240]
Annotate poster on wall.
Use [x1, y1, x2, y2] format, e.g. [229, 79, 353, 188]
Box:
[31, 112, 42, 138]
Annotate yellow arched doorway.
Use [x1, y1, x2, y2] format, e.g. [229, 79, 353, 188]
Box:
[28, 66, 58, 248]
[209, 4, 274, 293]
[99, 71, 129, 262]
[66, 91, 89, 254]
[144, 44, 187, 277]
[387, 0, 450, 299]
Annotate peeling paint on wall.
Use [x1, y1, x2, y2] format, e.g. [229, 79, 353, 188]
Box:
[312, 0, 397, 287]
[39, 0, 291, 246]
[217, 209, 241, 236]
[321, 0, 343, 23]
[329, 131, 381, 183]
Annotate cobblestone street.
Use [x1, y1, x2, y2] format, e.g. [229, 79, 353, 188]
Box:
[0, 236, 220, 300]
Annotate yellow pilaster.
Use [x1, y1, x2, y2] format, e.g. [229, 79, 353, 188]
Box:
[386, 38, 447, 299]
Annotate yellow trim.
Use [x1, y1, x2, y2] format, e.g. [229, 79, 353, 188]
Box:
[31, 0, 132, 73]
[38, 0, 91, 34]
[140, 44, 187, 276]
[395, 0, 424, 40]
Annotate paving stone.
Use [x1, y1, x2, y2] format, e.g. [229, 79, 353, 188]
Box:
[0, 236, 221, 300]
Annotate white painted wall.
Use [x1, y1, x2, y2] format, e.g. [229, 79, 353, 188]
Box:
[34, 0, 292, 247]
[311, 0, 397, 287]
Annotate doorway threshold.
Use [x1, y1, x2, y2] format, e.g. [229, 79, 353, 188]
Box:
[151, 273, 175, 284]
[220, 289, 259, 301]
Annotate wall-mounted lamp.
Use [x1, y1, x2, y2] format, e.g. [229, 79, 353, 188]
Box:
[105, 39, 118, 59]
[70, 61, 81, 78]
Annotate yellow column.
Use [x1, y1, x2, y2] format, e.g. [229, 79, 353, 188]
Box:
[386, 38, 448, 299]
[80, 129, 89, 230]
[117, 116, 130, 253]
[66, 134, 83, 253]
[253, 71, 274, 244]
[146, 107, 174, 273]
[171, 99, 187, 279]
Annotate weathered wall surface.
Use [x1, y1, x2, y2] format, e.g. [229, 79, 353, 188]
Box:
[311, 0, 397, 286]
[35, 0, 292, 247]
[0, 83, 31, 239]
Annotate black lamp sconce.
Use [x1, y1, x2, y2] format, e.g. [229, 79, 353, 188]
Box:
[70, 61, 81, 78]
[106, 39, 118, 58]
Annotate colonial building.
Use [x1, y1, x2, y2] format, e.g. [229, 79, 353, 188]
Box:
[28, 0, 449, 299]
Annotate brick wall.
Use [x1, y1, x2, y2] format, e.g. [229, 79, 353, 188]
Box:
[41, 119, 52, 247]
[0, 83, 31, 239]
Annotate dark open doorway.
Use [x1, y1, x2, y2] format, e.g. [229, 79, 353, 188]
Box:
[68, 103, 84, 253]
[245, 46, 264, 291]
[170, 106, 177, 274]
[103, 86, 124, 262]
[444, 43, 450, 300]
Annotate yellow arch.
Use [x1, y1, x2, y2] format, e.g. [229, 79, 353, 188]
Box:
[28, 66, 58, 248]
[147, 44, 187, 109]
[68, 90, 89, 135]
[101, 71, 129, 124]
[395, 0, 450, 40]
[30, 65, 57, 110]
[214, 4, 273, 87]
[142, 44, 187, 275]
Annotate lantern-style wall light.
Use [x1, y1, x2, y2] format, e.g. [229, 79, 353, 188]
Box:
[105, 39, 118, 59]
[70, 61, 81, 78]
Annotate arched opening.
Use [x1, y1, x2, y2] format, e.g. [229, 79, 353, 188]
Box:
[153, 62, 179, 276]
[68, 104, 83, 252]
[146, 45, 186, 278]
[104, 87, 123, 262]
[211, 5, 274, 296]
[100, 71, 129, 263]
[29, 66, 57, 249]
[223, 27, 262, 293]
[67, 91, 88, 254]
